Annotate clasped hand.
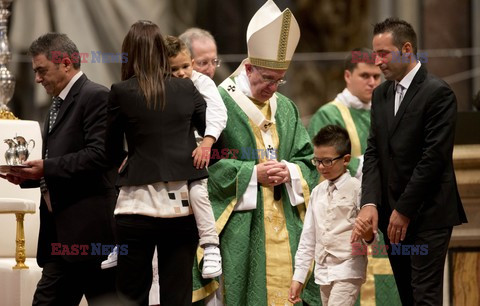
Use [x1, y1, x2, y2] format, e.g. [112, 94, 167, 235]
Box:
[257, 160, 291, 187]
[351, 205, 378, 243]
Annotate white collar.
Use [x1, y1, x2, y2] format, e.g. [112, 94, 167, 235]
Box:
[335, 88, 370, 110]
[57, 71, 83, 100]
[235, 68, 254, 100]
[327, 171, 350, 192]
[396, 61, 421, 91]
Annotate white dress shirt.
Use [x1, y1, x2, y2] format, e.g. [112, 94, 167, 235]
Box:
[394, 61, 421, 115]
[293, 172, 367, 285]
[58, 71, 83, 100]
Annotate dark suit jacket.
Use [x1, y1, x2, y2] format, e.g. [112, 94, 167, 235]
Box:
[25, 74, 117, 266]
[105, 76, 208, 186]
[361, 65, 467, 233]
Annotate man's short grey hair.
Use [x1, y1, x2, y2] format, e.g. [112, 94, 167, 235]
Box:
[29, 32, 81, 69]
[179, 27, 216, 58]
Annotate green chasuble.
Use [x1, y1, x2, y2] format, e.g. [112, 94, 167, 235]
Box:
[192, 79, 321, 305]
[307, 100, 370, 177]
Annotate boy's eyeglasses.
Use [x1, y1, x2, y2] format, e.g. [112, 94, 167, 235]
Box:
[311, 155, 344, 167]
[195, 58, 221, 68]
[252, 66, 287, 87]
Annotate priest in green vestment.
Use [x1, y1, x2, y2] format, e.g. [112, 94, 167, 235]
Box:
[192, 1, 320, 305]
[307, 48, 381, 178]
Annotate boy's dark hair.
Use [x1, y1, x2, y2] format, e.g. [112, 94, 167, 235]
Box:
[344, 47, 375, 71]
[29, 33, 81, 69]
[164, 35, 190, 58]
[373, 18, 418, 55]
[312, 125, 351, 156]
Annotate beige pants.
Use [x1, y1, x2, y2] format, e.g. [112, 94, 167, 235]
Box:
[320, 278, 363, 306]
[190, 179, 219, 246]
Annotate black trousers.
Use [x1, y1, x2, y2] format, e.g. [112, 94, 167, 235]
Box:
[382, 226, 452, 306]
[32, 258, 117, 306]
[115, 214, 198, 306]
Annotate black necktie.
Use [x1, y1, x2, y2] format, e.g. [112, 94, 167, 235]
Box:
[48, 97, 63, 132]
[41, 96, 63, 212]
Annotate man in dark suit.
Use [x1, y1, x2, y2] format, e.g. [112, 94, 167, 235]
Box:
[351, 18, 467, 305]
[6, 33, 117, 305]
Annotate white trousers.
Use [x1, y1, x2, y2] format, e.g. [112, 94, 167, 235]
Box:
[320, 278, 363, 306]
[190, 179, 219, 246]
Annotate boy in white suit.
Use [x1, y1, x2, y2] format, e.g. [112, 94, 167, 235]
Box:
[289, 125, 373, 305]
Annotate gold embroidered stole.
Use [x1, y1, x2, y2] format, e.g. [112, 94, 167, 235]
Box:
[249, 100, 294, 305]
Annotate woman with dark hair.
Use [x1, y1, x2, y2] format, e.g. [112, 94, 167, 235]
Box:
[105, 20, 207, 305]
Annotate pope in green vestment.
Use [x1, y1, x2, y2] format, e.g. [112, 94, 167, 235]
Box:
[192, 1, 322, 304]
[192, 68, 321, 305]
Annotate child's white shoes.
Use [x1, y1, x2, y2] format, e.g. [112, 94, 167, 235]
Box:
[202, 245, 222, 278]
[101, 245, 118, 269]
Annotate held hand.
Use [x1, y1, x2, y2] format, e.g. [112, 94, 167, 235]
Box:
[192, 136, 215, 169]
[387, 209, 410, 244]
[288, 280, 303, 304]
[355, 218, 374, 242]
[10, 159, 44, 180]
[351, 205, 378, 243]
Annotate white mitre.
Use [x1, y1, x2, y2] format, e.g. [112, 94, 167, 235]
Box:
[231, 0, 300, 76]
